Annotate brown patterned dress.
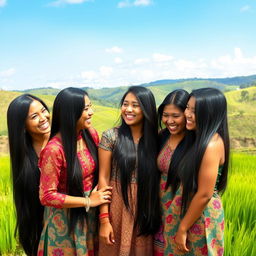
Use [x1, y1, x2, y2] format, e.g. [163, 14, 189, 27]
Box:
[98, 127, 153, 256]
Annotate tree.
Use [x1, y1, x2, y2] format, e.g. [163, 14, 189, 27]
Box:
[240, 90, 249, 101]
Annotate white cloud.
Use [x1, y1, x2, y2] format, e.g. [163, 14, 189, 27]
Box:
[0, 68, 15, 77]
[134, 0, 152, 7]
[48, 0, 91, 7]
[240, 5, 251, 12]
[114, 57, 123, 64]
[81, 70, 97, 80]
[118, 0, 130, 8]
[134, 58, 150, 64]
[152, 53, 173, 62]
[118, 0, 152, 8]
[0, 0, 6, 7]
[105, 46, 123, 54]
[99, 66, 113, 77]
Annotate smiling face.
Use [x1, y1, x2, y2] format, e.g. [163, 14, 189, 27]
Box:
[76, 95, 94, 131]
[162, 104, 186, 135]
[121, 92, 144, 127]
[25, 100, 50, 136]
[185, 96, 196, 130]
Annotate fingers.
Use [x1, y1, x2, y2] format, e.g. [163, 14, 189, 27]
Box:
[98, 186, 113, 192]
[110, 230, 115, 244]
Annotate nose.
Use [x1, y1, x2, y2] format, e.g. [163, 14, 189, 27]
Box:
[39, 113, 47, 122]
[88, 107, 94, 116]
[126, 105, 133, 112]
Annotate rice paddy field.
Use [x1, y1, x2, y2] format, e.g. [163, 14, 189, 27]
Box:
[0, 152, 255, 255]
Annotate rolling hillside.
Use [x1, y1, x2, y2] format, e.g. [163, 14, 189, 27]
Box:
[1, 86, 255, 152]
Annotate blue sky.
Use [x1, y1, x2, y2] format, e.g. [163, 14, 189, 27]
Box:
[1, 0, 256, 90]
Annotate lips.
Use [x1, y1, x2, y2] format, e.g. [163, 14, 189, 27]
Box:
[125, 114, 136, 121]
[39, 121, 49, 130]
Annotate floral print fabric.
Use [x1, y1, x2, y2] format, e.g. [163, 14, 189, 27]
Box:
[38, 128, 99, 256]
[98, 128, 153, 256]
[154, 142, 224, 256]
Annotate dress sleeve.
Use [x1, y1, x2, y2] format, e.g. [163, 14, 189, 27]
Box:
[39, 141, 67, 208]
[98, 128, 116, 152]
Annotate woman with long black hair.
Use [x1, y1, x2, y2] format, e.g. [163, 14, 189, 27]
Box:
[159, 88, 229, 255]
[153, 89, 192, 255]
[7, 94, 51, 256]
[37, 87, 112, 256]
[98, 86, 161, 256]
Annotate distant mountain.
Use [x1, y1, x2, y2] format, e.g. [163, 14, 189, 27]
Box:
[12, 74, 256, 105]
[142, 74, 256, 87]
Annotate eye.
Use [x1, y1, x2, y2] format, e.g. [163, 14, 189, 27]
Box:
[31, 114, 38, 120]
[132, 104, 140, 108]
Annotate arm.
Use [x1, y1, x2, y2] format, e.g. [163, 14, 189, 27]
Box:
[39, 142, 111, 209]
[175, 136, 224, 252]
[98, 147, 115, 245]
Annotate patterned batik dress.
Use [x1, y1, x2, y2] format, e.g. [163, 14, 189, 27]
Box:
[98, 127, 153, 256]
[37, 128, 99, 256]
[154, 141, 224, 256]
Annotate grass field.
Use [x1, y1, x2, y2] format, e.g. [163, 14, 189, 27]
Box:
[0, 152, 255, 255]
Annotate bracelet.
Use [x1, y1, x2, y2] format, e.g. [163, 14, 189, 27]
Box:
[99, 213, 109, 219]
[84, 196, 91, 212]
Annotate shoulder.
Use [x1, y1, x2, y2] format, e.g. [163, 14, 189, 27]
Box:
[203, 133, 225, 164]
[102, 127, 118, 140]
[207, 133, 224, 152]
[40, 136, 64, 159]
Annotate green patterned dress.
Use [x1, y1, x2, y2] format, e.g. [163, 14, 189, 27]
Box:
[154, 141, 224, 256]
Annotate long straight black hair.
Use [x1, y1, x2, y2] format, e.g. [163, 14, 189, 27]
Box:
[7, 94, 48, 256]
[157, 89, 194, 191]
[178, 88, 230, 216]
[113, 86, 161, 236]
[50, 87, 98, 233]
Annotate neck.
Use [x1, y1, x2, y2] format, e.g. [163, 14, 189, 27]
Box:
[130, 124, 143, 143]
[31, 132, 50, 157]
[168, 131, 185, 151]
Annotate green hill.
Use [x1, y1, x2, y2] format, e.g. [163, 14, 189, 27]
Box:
[0, 91, 119, 136]
[1, 86, 256, 143]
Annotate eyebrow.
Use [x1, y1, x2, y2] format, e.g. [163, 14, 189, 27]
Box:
[28, 107, 46, 118]
[123, 100, 139, 104]
[85, 103, 92, 107]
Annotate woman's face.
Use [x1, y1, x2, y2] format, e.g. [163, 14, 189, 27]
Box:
[121, 92, 144, 127]
[76, 95, 94, 131]
[161, 104, 186, 135]
[184, 96, 196, 130]
[25, 100, 50, 136]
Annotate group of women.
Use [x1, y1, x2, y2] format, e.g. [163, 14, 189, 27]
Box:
[7, 85, 229, 256]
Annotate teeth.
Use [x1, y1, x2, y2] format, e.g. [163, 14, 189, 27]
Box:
[39, 122, 49, 129]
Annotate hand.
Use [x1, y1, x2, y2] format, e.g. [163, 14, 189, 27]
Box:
[99, 222, 115, 245]
[89, 185, 112, 207]
[175, 227, 189, 253]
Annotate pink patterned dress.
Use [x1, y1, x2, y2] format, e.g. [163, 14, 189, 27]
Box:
[37, 128, 99, 256]
[154, 141, 224, 256]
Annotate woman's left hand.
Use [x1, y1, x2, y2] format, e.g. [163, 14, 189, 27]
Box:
[175, 227, 189, 253]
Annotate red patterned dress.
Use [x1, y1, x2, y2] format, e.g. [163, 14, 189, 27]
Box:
[37, 128, 99, 256]
[154, 141, 224, 256]
[98, 128, 153, 256]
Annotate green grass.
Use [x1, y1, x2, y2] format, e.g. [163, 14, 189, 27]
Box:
[0, 153, 255, 255]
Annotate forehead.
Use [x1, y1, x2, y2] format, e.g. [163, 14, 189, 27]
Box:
[84, 95, 90, 104]
[27, 100, 44, 113]
[188, 96, 196, 107]
[123, 92, 139, 102]
[163, 104, 183, 113]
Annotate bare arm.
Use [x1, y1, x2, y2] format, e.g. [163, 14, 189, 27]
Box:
[98, 147, 115, 244]
[175, 135, 224, 252]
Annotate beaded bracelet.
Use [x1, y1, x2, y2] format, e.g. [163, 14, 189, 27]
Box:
[84, 196, 91, 212]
